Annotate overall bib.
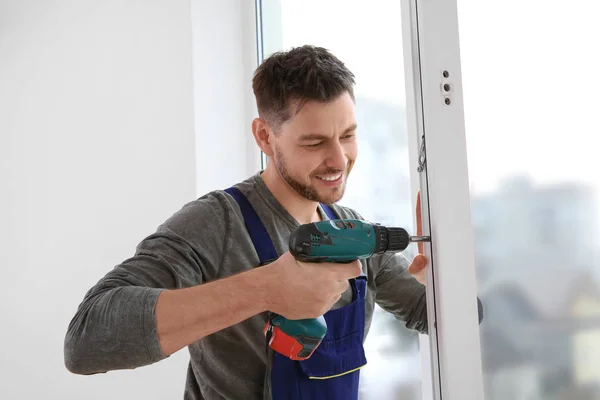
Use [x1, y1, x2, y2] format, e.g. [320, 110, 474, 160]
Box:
[225, 187, 368, 400]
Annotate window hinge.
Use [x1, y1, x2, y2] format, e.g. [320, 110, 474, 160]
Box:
[417, 134, 426, 172]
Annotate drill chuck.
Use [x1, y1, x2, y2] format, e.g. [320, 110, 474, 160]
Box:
[374, 225, 411, 253]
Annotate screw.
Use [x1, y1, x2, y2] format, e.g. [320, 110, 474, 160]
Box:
[445, 98, 451, 105]
[443, 83, 451, 92]
[443, 70, 450, 78]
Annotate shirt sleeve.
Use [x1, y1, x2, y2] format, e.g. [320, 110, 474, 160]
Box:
[373, 254, 485, 336]
[373, 253, 429, 334]
[64, 192, 230, 375]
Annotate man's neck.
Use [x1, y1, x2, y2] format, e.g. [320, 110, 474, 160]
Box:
[260, 166, 322, 225]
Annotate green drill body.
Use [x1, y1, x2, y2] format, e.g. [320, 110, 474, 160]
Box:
[290, 219, 383, 263]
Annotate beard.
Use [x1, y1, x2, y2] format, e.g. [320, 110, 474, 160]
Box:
[273, 145, 350, 205]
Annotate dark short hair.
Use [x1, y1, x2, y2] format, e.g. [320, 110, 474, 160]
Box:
[252, 45, 355, 132]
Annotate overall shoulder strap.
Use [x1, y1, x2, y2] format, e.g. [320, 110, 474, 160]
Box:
[224, 187, 278, 265]
[320, 203, 338, 220]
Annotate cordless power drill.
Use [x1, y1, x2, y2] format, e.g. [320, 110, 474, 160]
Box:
[263, 218, 430, 360]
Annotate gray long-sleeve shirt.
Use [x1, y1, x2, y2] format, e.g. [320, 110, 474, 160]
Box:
[64, 172, 443, 399]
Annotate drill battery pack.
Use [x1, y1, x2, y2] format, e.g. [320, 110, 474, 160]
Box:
[263, 313, 326, 360]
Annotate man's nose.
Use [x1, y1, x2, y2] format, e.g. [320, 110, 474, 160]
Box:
[325, 141, 348, 170]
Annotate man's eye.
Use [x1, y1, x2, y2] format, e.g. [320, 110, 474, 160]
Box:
[304, 142, 322, 147]
[342, 134, 356, 140]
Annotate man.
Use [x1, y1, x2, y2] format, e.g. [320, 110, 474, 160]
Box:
[64, 45, 479, 400]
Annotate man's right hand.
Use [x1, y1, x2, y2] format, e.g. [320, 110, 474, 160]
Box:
[151, 251, 361, 357]
[264, 251, 363, 320]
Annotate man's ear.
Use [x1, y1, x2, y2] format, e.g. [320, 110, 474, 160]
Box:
[252, 117, 275, 157]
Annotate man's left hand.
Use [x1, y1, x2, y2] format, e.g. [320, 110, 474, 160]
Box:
[408, 190, 428, 285]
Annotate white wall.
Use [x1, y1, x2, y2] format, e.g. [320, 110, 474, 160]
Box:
[0, 1, 197, 398]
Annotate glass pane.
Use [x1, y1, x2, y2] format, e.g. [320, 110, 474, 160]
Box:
[260, 1, 423, 399]
[457, 2, 600, 399]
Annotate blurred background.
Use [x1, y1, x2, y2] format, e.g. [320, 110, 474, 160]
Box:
[459, 1, 600, 399]
[2, 0, 600, 399]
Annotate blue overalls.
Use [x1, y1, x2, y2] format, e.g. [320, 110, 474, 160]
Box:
[225, 187, 368, 400]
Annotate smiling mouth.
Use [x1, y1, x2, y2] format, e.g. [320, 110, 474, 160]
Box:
[316, 173, 343, 182]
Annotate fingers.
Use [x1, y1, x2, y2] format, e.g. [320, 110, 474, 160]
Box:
[336, 279, 349, 293]
[408, 254, 428, 275]
[331, 293, 342, 304]
[331, 260, 363, 280]
[416, 190, 424, 254]
[408, 254, 428, 285]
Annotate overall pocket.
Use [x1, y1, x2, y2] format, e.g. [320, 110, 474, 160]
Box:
[298, 331, 367, 379]
[296, 331, 367, 400]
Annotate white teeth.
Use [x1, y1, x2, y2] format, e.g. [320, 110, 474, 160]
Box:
[317, 174, 342, 181]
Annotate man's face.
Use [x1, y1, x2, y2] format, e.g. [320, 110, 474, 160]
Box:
[270, 92, 358, 205]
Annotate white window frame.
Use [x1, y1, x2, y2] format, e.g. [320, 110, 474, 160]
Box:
[247, 1, 485, 399]
[400, 1, 439, 397]
[403, 0, 485, 399]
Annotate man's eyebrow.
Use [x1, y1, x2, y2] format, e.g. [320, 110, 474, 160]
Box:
[298, 133, 328, 141]
[344, 123, 358, 134]
[298, 124, 358, 141]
